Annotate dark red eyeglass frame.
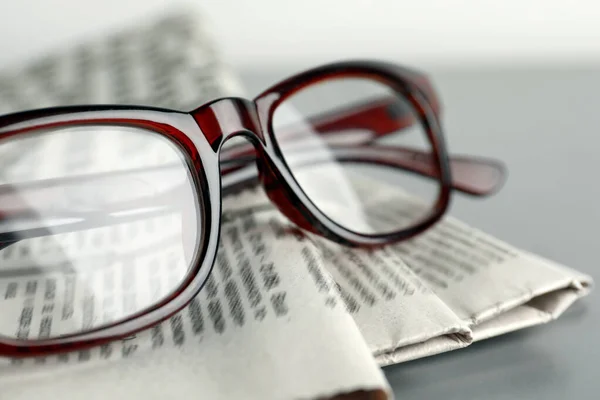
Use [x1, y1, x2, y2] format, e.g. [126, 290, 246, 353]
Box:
[0, 60, 506, 358]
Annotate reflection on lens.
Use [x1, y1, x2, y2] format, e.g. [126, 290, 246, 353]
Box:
[0, 125, 201, 340]
[272, 77, 440, 235]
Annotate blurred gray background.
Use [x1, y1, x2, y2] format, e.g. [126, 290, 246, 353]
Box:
[0, 1, 598, 399]
[0, 1, 599, 70]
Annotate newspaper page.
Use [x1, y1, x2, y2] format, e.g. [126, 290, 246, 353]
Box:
[308, 175, 592, 365]
[0, 6, 593, 400]
[219, 172, 592, 366]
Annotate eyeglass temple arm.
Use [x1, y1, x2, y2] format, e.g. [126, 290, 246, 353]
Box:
[222, 146, 505, 197]
[221, 91, 502, 196]
[0, 142, 506, 248]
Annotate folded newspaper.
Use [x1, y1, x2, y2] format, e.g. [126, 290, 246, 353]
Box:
[0, 9, 592, 400]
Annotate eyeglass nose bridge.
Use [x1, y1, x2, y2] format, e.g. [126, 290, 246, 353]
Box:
[190, 97, 266, 153]
[189, 96, 330, 240]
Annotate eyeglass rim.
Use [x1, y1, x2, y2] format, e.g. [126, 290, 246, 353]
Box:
[0, 110, 220, 358]
[253, 60, 452, 247]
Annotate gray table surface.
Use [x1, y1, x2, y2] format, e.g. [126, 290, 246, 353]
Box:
[241, 65, 599, 400]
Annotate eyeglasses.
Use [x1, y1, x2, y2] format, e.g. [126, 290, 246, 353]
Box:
[0, 60, 506, 357]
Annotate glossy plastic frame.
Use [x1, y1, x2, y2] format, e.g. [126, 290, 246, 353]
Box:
[0, 60, 506, 357]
